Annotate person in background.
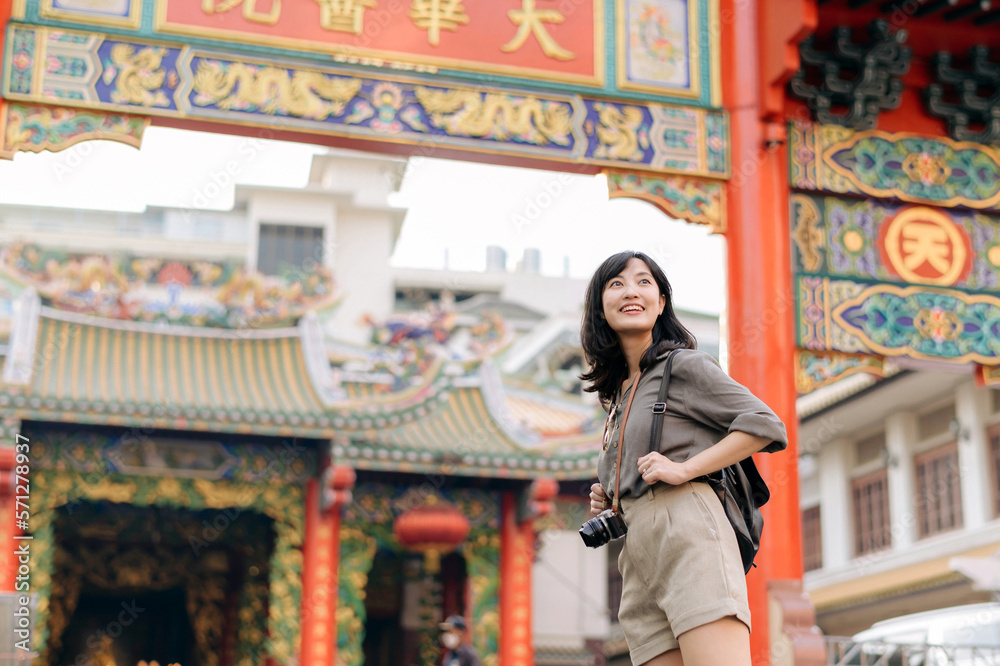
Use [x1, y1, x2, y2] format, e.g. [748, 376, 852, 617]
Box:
[439, 614, 482, 666]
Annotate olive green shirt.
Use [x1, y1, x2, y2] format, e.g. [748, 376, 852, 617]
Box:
[597, 349, 787, 504]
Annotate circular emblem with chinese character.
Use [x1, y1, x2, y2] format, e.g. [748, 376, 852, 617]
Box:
[880, 207, 972, 286]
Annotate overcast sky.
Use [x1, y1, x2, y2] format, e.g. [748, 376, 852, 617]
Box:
[0, 127, 725, 314]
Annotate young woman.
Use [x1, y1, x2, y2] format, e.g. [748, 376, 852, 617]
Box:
[582, 251, 787, 666]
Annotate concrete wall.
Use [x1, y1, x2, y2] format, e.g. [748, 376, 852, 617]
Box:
[532, 530, 610, 649]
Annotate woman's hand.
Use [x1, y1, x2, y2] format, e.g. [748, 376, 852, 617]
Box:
[589, 483, 608, 516]
[637, 452, 692, 486]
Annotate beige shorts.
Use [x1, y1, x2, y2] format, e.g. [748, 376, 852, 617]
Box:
[617, 481, 750, 664]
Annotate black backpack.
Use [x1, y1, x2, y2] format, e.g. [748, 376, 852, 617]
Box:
[650, 350, 770, 574]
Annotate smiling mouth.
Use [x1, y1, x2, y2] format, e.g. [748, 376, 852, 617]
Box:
[620, 305, 644, 313]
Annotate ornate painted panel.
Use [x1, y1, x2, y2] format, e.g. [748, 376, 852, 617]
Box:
[796, 276, 1000, 364]
[8, 0, 720, 107]
[606, 168, 725, 232]
[2, 23, 729, 176]
[794, 349, 889, 394]
[791, 122, 1000, 370]
[792, 195, 1000, 292]
[1, 241, 337, 328]
[615, 0, 711, 100]
[789, 122, 1000, 211]
[39, 0, 142, 29]
[0, 101, 147, 158]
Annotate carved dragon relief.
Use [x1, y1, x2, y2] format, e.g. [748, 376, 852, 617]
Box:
[413, 86, 573, 146]
[592, 102, 645, 162]
[109, 44, 171, 108]
[191, 60, 362, 119]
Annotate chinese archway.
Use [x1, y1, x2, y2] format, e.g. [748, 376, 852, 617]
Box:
[3, 0, 935, 663]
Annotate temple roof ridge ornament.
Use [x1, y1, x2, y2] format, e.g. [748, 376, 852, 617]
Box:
[789, 19, 911, 130]
[38, 304, 301, 339]
[478, 358, 541, 449]
[0, 287, 40, 386]
[926, 45, 1000, 146]
[299, 310, 347, 406]
[0, 241, 338, 329]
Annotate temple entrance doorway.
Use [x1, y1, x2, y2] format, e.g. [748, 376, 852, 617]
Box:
[362, 549, 469, 666]
[44, 500, 275, 666]
[56, 587, 195, 666]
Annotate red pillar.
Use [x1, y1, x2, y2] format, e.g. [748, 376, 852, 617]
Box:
[499, 491, 533, 666]
[721, 0, 806, 663]
[300, 466, 355, 666]
[0, 447, 21, 592]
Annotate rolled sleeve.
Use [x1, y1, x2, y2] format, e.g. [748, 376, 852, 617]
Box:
[674, 350, 788, 453]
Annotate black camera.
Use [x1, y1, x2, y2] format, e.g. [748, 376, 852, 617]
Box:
[579, 509, 628, 548]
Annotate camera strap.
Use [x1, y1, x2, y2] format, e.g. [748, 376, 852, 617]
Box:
[611, 368, 642, 515]
[648, 350, 679, 453]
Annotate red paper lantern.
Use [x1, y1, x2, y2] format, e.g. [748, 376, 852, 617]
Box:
[393, 495, 470, 573]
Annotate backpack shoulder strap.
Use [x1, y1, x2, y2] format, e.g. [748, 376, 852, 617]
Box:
[649, 349, 680, 453]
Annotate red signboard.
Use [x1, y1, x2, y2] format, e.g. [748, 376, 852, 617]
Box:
[155, 0, 602, 85]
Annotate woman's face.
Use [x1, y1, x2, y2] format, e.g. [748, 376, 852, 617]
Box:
[601, 258, 665, 337]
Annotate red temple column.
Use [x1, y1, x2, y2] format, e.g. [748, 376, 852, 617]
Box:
[499, 491, 534, 666]
[300, 465, 355, 666]
[721, 0, 809, 663]
[0, 447, 19, 592]
[498, 479, 556, 665]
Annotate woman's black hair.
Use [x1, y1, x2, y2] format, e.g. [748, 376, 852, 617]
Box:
[580, 251, 696, 405]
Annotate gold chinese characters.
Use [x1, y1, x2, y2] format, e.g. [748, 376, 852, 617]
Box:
[198, 0, 577, 60]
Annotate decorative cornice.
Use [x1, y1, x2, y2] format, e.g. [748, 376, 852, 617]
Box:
[925, 45, 1000, 146]
[605, 169, 725, 232]
[0, 102, 147, 159]
[3, 23, 730, 178]
[38, 305, 300, 339]
[789, 20, 911, 130]
[795, 350, 890, 396]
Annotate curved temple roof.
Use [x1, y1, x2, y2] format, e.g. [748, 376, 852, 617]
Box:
[1, 306, 603, 480]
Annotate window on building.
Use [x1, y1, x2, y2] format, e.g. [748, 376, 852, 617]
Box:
[852, 469, 891, 556]
[918, 403, 956, 440]
[855, 431, 886, 466]
[915, 441, 963, 538]
[990, 424, 1000, 518]
[256, 223, 323, 275]
[802, 505, 822, 572]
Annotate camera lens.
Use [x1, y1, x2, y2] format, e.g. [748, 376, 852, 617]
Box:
[579, 516, 608, 548]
